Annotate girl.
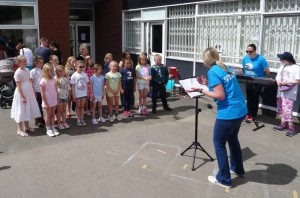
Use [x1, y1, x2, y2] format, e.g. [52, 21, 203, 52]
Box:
[70, 60, 89, 126]
[55, 65, 70, 129]
[105, 61, 122, 123]
[30, 55, 45, 127]
[65, 56, 76, 117]
[135, 53, 152, 114]
[103, 53, 113, 76]
[121, 58, 136, 117]
[49, 55, 59, 77]
[273, 52, 300, 137]
[90, 64, 106, 124]
[11, 55, 41, 137]
[84, 56, 94, 116]
[40, 63, 59, 137]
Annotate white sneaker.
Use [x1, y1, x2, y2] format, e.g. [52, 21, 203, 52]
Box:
[63, 123, 70, 129]
[112, 114, 116, 121]
[230, 170, 244, 177]
[116, 114, 122, 121]
[98, 117, 106, 123]
[57, 124, 65, 130]
[109, 115, 114, 123]
[92, 119, 98, 125]
[81, 120, 87, 126]
[208, 176, 231, 188]
[51, 127, 60, 136]
[46, 129, 55, 137]
[77, 120, 82, 126]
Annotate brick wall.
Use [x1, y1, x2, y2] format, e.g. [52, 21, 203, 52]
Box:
[94, 0, 122, 64]
[37, 0, 70, 64]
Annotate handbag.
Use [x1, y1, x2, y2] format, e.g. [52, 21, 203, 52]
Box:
[278, 84, 294, 92]
[278, 65, 295, 92]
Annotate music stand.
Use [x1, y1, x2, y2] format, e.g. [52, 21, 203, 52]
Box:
[179, 78, 214, 170]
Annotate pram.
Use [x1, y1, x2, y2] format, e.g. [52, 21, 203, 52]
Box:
[0, 59, 15, 109]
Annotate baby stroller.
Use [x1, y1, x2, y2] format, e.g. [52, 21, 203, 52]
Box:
[0, 59, 15, 109]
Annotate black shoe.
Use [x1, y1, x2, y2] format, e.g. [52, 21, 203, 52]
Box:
[164, 106, 172, 111]
[152, 109, 156, 114]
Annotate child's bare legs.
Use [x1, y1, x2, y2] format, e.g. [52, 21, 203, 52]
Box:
[17, 122, 23, 132]
[142, 88, 148, 107]
[84, 96, 90, 115]
[17, 121, 28, 137]
[76, 97, 86, 124]
[50, 106, 56, 128]
[67, 91, 72, 117]
[114, 96, 119, 114]
[24, 121, 31, 131]
[45, 107, 52, 128]
[57, 103, 63, 127]
[61, 102, 67, 124]
[91, 101, 97, 119]
[107, 96, 113, 116]
[138, 89, 143, 112]
[98, 101, 103, 118]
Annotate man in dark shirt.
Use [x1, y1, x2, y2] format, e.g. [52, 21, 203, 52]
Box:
[35, 37, 51, 64]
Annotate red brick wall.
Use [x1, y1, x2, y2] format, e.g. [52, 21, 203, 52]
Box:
[37, 0, 70, 64]
[94, 0, 122, 64]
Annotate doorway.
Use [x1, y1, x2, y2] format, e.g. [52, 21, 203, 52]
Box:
[70, 22, 94, 58]
[143, 21, 164, 64]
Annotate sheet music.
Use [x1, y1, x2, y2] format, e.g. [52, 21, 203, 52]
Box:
[179, 78, 209, 98]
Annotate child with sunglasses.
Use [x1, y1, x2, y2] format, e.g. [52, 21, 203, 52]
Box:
[70, 60, 89, 126]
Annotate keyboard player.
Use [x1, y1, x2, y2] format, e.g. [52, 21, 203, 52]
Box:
[242, 44, 270, 122]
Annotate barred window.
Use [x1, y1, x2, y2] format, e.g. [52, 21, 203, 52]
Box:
[123, 11, 142, 53]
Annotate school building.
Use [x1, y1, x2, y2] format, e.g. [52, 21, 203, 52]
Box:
[0, 0, 299, 115]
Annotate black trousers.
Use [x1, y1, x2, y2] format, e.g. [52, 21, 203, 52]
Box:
[123, 88, 133, 111]
[246, 84, 262, 118]
[151, 82, 168, 110]
[35, 92, 44, 123]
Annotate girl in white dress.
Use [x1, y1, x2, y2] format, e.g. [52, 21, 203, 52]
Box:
[11, 55, 41, 137]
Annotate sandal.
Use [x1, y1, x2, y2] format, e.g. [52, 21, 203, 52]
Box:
[24, 128, 34, 133]
[17, 131, 29, 137]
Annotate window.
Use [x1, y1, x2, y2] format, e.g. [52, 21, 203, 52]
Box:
[0, 4, 37, 58]
[123, 11, 142, 53]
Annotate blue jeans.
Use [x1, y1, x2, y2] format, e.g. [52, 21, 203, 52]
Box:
[213, 116, 245, 186]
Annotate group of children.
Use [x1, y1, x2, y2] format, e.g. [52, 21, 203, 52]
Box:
[10, 52, 172, 137]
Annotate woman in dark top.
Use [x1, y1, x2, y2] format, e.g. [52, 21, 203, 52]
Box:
[50, 41, 62, 64]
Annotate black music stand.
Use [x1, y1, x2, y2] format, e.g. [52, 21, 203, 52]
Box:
[181, 96, 214, 171]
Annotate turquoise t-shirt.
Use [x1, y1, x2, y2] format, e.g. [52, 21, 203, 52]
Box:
[208, 65, 247, 120]
[242, 54, 269, 77]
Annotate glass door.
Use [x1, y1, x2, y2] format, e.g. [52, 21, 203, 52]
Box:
[144, 21, 165, 65]
[70, 22, 94, 58]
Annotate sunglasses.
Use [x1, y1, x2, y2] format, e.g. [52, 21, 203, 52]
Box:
[246, 50, 254, 53]
[79, 66, 85, 69]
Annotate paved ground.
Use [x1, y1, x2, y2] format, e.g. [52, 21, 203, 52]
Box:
[0, 94, 299, 198]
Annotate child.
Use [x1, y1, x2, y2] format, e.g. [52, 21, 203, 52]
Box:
[103, 53, 113, 76]
[151, 54, 172, 114]
[40, 63, 59, 137]
[11, 55, 41, 137]
[135, 53, 151, 114]
[121, 58, 136, 117]
[70, 60, 89, 126]
[273, 52, 300, 137]
[84, 56, 94, 116]
[30, 55, 45, 127]
[105, 61, 122, 122]
[55, 65, 70, 129]
[49, 55, 59, 77]
[65, 56, 76, 117]
[90, 64, 106, 124]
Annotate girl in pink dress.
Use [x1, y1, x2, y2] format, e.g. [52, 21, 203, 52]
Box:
[11, 55, 41, 137]
[40, 63, 59, 137]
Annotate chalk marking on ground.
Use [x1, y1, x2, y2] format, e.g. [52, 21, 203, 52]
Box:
[182, 164, 188, 170]
[156, 149, 167, 155]
[293, 191, 298, 198]
[142, 164, 147, 169]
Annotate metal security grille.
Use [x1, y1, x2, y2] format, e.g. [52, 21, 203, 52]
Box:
[123, 11, 142, 53]
[266, 0, 300, 12]
[123, 0, 300, 69]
